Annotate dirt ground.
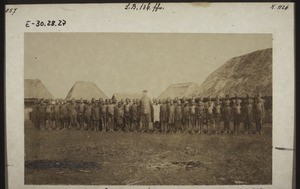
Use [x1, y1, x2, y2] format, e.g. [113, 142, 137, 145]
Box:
[25, 122, 272, 185]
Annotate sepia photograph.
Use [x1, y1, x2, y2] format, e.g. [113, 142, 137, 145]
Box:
[24, 33, 273, 185]
[5, 2, 295, 189]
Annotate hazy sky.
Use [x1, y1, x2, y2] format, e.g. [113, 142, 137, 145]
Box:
[24, 33, 272, 98]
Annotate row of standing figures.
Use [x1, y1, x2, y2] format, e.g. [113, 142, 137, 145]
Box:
[32, 116, 265, 134]
[31, 97, 266, 134]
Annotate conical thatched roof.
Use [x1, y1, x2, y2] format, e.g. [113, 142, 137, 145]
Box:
[196, 48, 272, 98]
[158, 82, 199, 99]
[24, 79, 54, 99]
[112, 93, 143, 101]
[66, 81, 108, 100]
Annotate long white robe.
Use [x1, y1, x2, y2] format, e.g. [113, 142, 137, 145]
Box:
[153, 104, 160, 122]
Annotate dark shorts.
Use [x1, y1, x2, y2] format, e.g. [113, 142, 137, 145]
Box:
[51, 113, 59, 120]
[107, 114, 114, 122]
[255, 114, 263, 124]
[234, 114, 242, 124]
[197, 115, 204, 124]
[244, 115, 252, 124]
[60, 114, 68, 120]
[91, 115, 100, 121]
[101, 115, 107, 121]
[85, 115, 91, 121]
[214, 114, 221, 124]
[190, 114, 196, 118]
[182, 114, 190, 122]
[160, 115, 168, 123]
[206, 114, 214, 124]
[124, 115, 130, 121]
[46, 113, 52, 120]
[175, 114, 182, 121]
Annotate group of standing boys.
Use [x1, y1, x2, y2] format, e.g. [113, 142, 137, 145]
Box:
[153, 93, 265, 134]
[30, 91, 266, 134]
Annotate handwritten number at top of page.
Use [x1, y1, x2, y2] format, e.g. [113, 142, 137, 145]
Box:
[270, 4, 289, 10]
[125, 3, 164, 12]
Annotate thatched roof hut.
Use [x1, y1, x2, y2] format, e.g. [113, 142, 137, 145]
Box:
[157, 82, 199, 99]
[24, 79, 54, 103]
[196, 48, 272, 98]
[112, 93, 143, 101]
[24, 79, 54, 120]
[66, 81, 108, 100]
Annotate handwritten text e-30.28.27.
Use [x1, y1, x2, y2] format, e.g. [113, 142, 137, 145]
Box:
[25, 20, 67, 28]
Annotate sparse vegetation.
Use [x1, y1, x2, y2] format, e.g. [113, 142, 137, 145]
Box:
[25, 122, 272, 185]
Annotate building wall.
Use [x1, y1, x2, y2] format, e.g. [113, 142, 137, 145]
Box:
[24, 107, 32, 121]
[24, 98, 36, 121]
